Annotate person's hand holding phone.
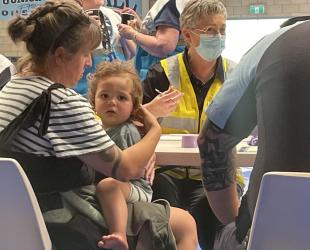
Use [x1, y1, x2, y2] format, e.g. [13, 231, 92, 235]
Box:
[114, 7, 142, 29]
[85, 9, 102, 26]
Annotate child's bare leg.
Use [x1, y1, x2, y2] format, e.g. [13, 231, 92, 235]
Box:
[169, 207, 198, 250]
[96, 177, 131, 250]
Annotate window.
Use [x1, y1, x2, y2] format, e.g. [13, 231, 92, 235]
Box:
[223, 18, 288, 62]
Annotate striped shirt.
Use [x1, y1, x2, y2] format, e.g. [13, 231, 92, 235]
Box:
[0, 76, 114, 157]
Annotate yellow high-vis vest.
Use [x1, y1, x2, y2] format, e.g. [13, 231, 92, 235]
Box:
[160, 53, 225, 134]
[158, 53, 244, 188]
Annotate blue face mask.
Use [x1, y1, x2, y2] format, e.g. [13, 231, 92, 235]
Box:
[195, 34, 225, 61]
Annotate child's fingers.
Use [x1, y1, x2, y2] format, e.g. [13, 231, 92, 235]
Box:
[149, 168, 155, 186]
[144, 154, 156, 181]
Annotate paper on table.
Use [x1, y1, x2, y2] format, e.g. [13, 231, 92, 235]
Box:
[160, 134, 183, 141]
[237, 144, 258, 152]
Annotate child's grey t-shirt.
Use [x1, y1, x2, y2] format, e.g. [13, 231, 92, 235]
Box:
[106, 122, 153, 195]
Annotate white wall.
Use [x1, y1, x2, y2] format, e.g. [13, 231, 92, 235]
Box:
[222, 18, 288, 63]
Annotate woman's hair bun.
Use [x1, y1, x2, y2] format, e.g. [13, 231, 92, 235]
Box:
[8, 16, 35, 43]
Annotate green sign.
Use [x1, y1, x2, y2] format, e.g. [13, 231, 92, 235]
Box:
[249, 4, 265, 14]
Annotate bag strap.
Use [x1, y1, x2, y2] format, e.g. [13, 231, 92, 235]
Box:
[0, 83, 65, 146]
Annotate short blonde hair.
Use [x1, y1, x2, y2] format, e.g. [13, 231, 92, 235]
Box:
[180, 0, 227, 29]
[88, 60, 142, 117]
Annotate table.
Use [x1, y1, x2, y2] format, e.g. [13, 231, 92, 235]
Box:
[155, 134, 257, 167]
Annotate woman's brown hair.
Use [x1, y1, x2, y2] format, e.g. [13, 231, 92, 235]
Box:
[7, 0, 102, 72]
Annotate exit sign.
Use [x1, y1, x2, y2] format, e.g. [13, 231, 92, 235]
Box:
[249, 4, 265, 14]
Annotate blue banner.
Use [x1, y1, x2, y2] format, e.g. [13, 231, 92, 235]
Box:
[0, 0, 45, 20]
[0, 0, 142, 20]
[106, 0, 142, 16]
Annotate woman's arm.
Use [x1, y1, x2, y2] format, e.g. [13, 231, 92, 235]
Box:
[118, 24, 179, 58]
[119, 37, 136, 60]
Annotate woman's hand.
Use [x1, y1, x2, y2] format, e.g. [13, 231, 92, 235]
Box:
[117, 23, 137, 40]
[85, 9, 102, 27]
[144, 87, 183, 118]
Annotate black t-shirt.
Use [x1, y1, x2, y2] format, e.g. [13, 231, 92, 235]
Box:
[153, 0, 180, 30]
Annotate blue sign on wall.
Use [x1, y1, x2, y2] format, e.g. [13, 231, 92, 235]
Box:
[0, 0, 44, 20]
[106, 0, 142, 16]
[0, 0, 142, 20]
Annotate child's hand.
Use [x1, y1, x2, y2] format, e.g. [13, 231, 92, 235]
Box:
[144, 86, 183, 118]
[133, 105, 160, 135]
[144, 153, 156, 185]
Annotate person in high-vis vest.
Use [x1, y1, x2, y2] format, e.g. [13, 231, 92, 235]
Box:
[117, 0, 190, 80]
[143, 1, 245, 249]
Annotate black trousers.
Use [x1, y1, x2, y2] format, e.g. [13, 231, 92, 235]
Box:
[152, 171, 221, 250]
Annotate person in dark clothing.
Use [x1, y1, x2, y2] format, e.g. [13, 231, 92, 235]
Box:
[198, 17, 310, 250]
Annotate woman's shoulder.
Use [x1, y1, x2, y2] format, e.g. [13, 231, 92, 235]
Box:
[51, 87, 92, 111]
[4, 75, 53, 97]
[13, 76, 93, 110]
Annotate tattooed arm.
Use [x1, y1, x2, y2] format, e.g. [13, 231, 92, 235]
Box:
[198, 119, 242, 224]
[78, 145, 122, 179]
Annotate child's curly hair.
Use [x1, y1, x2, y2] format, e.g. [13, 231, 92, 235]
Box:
[88, 60, 142, 117]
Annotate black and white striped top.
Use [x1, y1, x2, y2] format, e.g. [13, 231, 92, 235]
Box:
[0, 76, 114, 157]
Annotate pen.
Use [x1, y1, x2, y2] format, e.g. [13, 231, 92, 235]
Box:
[155, 88, 163, 94]
[154, 88, 176, 103]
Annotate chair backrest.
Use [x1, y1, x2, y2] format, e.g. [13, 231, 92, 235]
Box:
[247, 171, 310, 250]
[0, 158, 51, 250]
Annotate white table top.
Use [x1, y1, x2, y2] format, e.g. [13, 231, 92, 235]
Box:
[155, 134, 257, 167]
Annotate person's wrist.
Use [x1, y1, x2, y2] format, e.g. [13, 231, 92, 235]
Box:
[132, 31, 138, 42]
[153, 121, 161, 134]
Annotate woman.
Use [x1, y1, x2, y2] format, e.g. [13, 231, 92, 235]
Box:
[118, 0, 189, 80]
[74, 0, 135, 95]
[0, 1, 197, 249]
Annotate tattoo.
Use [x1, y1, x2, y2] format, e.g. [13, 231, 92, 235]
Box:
[198, 119, 241, 191]
[99, 145, 122, 179]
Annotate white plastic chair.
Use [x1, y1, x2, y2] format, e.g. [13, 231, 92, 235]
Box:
[247, 171, 310, 250]
[0, 158, 52, 250]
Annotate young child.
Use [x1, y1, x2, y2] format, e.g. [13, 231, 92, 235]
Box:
[88, 60, 153, 250]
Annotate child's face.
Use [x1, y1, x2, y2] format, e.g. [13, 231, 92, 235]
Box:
[94, 75, 134, 128]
